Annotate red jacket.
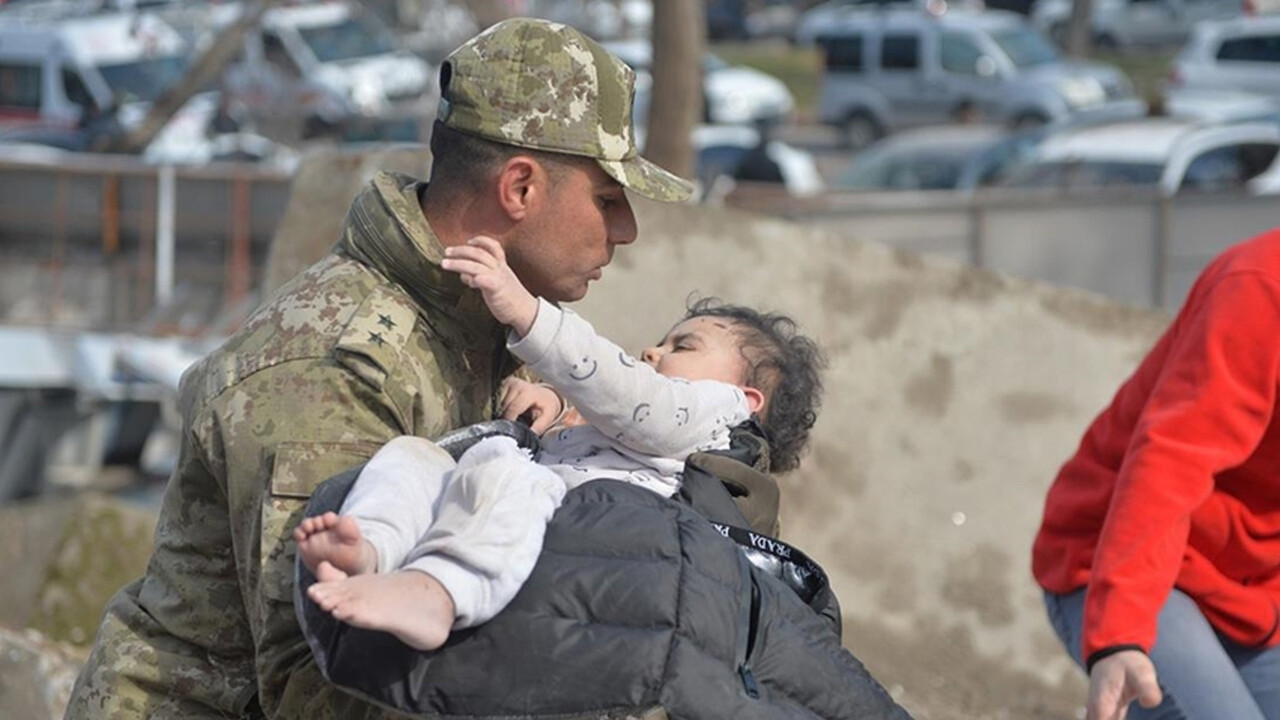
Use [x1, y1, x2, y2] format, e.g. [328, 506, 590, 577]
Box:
[1033, 228, 1280, 664]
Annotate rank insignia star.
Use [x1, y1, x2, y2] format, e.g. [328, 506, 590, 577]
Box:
[368, 332, 386, 347]
[378, 314, 396, 330]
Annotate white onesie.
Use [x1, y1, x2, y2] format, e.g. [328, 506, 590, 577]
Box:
[339, 300, 752, 629]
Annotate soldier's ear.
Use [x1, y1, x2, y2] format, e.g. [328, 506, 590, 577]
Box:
[495, 156, 542, 221]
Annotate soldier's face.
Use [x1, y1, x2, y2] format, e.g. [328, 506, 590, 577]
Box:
[507, 160, 637, 302]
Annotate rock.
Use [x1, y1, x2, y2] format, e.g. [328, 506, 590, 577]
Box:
[0, 493, 156, 646]
[0, 624, 86, 720]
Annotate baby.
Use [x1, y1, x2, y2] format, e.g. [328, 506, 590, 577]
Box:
[294, 236, 823, 651]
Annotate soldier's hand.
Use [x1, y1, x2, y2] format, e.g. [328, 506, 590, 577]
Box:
[442, 236, 538, 337]
[500, 378, 565, 434]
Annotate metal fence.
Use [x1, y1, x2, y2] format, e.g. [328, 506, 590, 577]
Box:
[727, 184, 1280, 313]
[0, 153, 292, 332]
[2, 154, 1277, 333]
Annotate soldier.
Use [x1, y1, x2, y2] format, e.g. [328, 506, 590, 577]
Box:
[66, 18, 692, 719]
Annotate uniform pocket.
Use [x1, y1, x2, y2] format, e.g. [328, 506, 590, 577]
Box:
[260, 441, 380, 602]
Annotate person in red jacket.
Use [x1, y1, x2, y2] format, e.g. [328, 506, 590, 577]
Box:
[1033, 228, 1280, 720]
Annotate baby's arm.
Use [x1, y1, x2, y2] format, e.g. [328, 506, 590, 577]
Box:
[499, 377, 567, 434]
[510, 302, 751, 460]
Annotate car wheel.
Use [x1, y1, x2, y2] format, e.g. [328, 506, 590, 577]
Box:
[840, 111, 881, 150]
[1011, 112, 1049, 131]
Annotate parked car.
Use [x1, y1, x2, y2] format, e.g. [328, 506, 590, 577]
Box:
[631, 121, 824, 199]
[796, 0, 988, 45]
[691, 123, 826, 198]
[522, 0, 651, 40]
[0, 5, 189, 130]
[830, 123, 1045, 190]
[0, 4, 246, 163]
[996, 117, 1280, 195]
[205, 0, 434, 141]
[1031, 0, 1242, 50]
[1163, 87, 1280, 122]
[1167, 15, 1280, 101]
[604, 39, 795, 125]
[812, 7, 1145, 147]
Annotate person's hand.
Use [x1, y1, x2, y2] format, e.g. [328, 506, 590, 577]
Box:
[441, 236, 538, 337]
[1087, 650, 1162, 720]
[500, 378, 564, 434]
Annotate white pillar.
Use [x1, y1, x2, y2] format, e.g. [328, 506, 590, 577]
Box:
[156, 164, 176, 307]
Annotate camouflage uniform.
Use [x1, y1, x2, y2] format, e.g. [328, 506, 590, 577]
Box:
[67, 170, 514, 719]
[67, 18, 692, 720]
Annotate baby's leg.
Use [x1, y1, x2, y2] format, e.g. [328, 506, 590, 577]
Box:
[307, 436, 565, 649]
[294, 512, 377, 576]
[308, 563, 455, 651]
[340, 436, 458, 573]
[404, 435, 566, 628]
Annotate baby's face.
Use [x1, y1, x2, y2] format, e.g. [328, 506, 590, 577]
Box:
[640, 317, 748, 388]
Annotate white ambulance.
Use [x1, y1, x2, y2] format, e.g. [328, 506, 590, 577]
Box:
[0, 3, 215, 162]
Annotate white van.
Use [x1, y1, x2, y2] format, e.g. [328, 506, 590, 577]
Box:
[0, 5, 189, 129]
[0, 4, 225, 162]
[211, 0, 434, 140]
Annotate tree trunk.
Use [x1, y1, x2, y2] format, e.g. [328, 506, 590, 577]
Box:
[105, 0, 286, 155]
[643, 0, 705, 179]
[1066, 0, 1093, 58]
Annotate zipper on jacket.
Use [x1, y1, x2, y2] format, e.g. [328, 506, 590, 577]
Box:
[735, 553, 763, 699]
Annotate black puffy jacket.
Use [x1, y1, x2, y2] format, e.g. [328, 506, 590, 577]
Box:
[296, 444, 912, 720]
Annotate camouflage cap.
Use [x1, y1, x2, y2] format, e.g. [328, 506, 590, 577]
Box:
[437, 17, 693, 203]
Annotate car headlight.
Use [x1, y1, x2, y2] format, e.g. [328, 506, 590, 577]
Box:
[1058, 77, 1106, 108]
[349, 83, 386, 115]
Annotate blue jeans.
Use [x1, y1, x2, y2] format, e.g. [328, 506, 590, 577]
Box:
[1045, 588, 1280, 720]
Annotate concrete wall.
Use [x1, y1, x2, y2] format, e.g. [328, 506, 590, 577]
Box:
[783, 189, 1280, 313]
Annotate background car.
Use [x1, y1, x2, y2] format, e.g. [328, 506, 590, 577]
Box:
[996, 117, 1280, 195]
[1167, 15, 1280, 101]
[604, 38, 795, 126]
[812, 7, 1144, 148]
[691, 123, 826, 199]
[830, 123, 1044, 191]
[795, 0, 989, 45]
[1032, 0, 1242, 50]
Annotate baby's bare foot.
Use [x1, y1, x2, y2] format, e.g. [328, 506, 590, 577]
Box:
[293, 512, 376, 576]
[307, 570, 456, 651]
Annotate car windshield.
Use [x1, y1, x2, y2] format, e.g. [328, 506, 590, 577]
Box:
[1004, 160, 1163, 189]
[97, 56, 188, 104]
[836, 146, 972, 190]
[297, 18, 395, 63]
[990, 27, 1059, 68]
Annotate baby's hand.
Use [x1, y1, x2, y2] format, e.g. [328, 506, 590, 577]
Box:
[500, 378, 565, 435]
[441, 236, 538, 337]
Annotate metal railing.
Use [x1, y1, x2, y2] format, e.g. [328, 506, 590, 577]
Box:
[0, 152, 292, 332]
[725, 183, 1280, 312]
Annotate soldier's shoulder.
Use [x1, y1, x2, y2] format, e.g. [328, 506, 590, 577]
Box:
[184, 255, 424, 400]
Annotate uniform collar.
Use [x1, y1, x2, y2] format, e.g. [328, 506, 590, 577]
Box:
[340, 171, 503, 350]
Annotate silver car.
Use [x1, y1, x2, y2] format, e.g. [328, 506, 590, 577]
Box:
[1032, 0, 1242, 50]
[814, 8, 1146, 147]
[1167, 15, 1280, 101]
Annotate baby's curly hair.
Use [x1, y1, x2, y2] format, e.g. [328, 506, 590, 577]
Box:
[685, 298, 825, 473]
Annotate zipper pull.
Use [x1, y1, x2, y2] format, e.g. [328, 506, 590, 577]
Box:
[739, 664, 761, 699]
